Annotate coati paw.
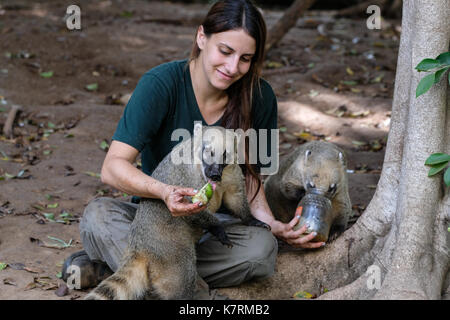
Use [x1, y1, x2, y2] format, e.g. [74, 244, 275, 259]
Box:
[208, 225, 234, 248]
[245, 218, 271, 231]
[328, 224, 346, 242]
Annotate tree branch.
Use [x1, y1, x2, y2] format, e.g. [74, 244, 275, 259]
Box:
[266, 0, 316, 52]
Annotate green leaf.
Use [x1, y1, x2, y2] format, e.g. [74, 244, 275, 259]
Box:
[47, 203, 58, 209]
[416, 73, 435, 97]
[444, 167, 450, 187]
[0, 262, 7, 271]
[341, 80, 358, 86]
[425, 153, 450, 166]
[85, 83, 98, 91]
[59, 211, 72, 218]
[43, 213, 55, 221]
[84, 171, 101, 178]
[40, 71, 54, 78]
[436, 52, 450, 66]
[428, 162, 448, 176]
[120, 11, 133, 18]
[434, 67, 450, 83]
[415, 58, 441, 71]
[100, 140, 109, 150]
[47, 236, 73, 248]
[293, 290, 314, 299]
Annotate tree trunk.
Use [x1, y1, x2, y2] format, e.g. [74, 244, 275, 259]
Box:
[220, 0, 450, 300]
[265, 0, 316, 52]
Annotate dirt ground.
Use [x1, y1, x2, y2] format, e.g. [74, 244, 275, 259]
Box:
[0, 0, 399, 299]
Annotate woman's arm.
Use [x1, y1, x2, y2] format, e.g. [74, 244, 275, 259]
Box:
[101, 140, 204, 216]
[101, 140, 167, 199]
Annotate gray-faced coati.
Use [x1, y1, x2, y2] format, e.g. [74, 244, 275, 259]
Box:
[264, 140, 352, 241]
[85, 125, 268, 300]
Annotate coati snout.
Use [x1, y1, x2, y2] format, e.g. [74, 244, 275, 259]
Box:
[204, 163, 225, 181]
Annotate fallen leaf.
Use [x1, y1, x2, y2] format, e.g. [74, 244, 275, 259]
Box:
[40, 71, 54, 78]
[349, 110, 370, 118]
[341, 80, 358, 86]
[84, 171, 101, 178]
[293, 290, 316, 299]
[30, 236, 72, 250]
[23, 266, 44, 274]
[265, 61, 283, 69]
[24, 281, 37, 291]
[100, 140, 109, 151]
[3, 278, 17, 286]
[370, 140, 383, 151]
[293, 131, 312, 140]
[43, 213, 55, 221]
[352, 140, 368, 147]
[0, 262, 8, 271]
[85, 83, 98, 91]
[371, 74, 385, 83]
[25, 276, 58, 291]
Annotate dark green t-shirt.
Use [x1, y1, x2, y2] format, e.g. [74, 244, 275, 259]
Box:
[112, 59, 277, 177]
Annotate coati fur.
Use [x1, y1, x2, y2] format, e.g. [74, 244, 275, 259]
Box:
[264, 140, 352, 241]
[85, 126, 268, 300]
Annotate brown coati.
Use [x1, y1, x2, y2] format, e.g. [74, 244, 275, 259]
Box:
[85, 125, 268, 300]
[264, 140, 352, 242]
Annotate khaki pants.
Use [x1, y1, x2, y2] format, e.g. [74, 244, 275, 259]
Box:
[80, 197, 278, 289]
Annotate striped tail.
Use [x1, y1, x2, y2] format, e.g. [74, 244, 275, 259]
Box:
[84, 253, 152, 300]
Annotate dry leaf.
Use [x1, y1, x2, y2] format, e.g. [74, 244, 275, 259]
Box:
[3, 278, 17, 286]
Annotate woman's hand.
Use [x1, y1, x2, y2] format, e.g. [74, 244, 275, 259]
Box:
[271, 207, 325, 249]
[161, 184, 206, 217]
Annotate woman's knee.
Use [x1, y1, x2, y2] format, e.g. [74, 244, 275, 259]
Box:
[247, 227, 278, 278]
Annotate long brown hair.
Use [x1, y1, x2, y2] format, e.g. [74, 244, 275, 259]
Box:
[189, 0, 267, 202]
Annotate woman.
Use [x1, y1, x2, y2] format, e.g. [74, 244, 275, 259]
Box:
[62, 0, 323, 298]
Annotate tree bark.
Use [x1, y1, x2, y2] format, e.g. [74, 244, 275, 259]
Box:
[220, 0, 449, 300]
[265, 0, 316, 52]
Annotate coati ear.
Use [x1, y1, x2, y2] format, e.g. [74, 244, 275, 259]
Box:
[305, 150, 312, 165]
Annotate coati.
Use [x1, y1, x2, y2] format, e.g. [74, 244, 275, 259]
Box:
[264, 140, 352, 241]
[85, 125, 268, 300]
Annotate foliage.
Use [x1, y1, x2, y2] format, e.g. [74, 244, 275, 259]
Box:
[415, 51, 450, 97]
[424, 153, 450, 187]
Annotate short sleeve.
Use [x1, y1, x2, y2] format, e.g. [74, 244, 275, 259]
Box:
[112, 73, 171, 151]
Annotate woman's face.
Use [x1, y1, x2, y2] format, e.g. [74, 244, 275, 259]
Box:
[196, 27, 256, 91]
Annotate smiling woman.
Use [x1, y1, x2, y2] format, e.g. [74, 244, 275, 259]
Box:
[61, 0, 321, 300]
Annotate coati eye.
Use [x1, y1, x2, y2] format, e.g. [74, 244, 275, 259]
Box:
[307, 182, 315, 189]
